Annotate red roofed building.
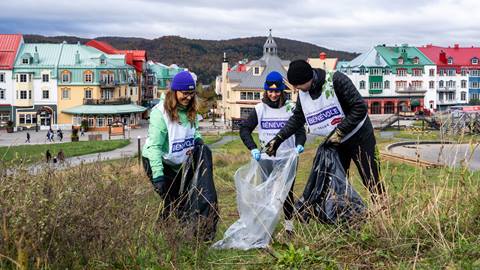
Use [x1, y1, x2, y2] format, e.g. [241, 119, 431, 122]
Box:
[86, 40, 149, 102]
[418, 44, 480, 108]
[0, 34, 23, 126]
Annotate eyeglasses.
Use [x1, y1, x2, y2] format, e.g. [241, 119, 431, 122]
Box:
[180, 91, 196, 97]
[266, 80, 282, 87]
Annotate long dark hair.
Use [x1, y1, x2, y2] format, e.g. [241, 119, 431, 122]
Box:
[263, 90, 287, 107]
[164, 90, 198, 127]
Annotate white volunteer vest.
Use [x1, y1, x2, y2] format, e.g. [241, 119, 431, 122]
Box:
[157, 103, 196, 164]
[299, 71, 366, 142]
[255, 101, 296, 151]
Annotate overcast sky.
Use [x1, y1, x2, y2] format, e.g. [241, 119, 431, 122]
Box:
[1, 0, 479, 53]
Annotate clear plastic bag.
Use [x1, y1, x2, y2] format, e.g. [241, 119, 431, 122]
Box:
[212, 149, 298, 250]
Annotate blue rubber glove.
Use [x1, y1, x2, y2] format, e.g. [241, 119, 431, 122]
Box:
[251, 149, 261, 161]
[296, 145, 304, 154]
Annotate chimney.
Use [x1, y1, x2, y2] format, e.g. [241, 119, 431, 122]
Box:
[439, 50, 447, 63]
[319, 52, 327, 60]
[33, 46, 39, 64]
[223, 52, 228, 63]
[454, 44, 459, 49]
[75, 50, 81, 64]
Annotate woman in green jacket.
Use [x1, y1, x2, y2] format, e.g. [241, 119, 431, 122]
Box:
[142, 71, 213, 221]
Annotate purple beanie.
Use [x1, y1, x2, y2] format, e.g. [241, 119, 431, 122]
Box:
[171, 71, 196, 91]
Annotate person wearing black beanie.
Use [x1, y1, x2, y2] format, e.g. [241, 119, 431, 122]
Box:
[265, 59, 385, 201]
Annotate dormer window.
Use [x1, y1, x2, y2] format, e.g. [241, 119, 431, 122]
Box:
[413, 57, 419, 64]
[22, 58, 29, 64]
[254, 67, 260, 75]
[448, 57, 453, 65]
[61, 70, 71, 83]
[398, 57, 404, 65]
[472, 58, 478, 65]
[100, 59, 106, 65]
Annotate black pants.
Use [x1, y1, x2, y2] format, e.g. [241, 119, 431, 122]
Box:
[258, 159, 296, 220]
[143, 156, 186, 218]
[337, 120, 385, 197]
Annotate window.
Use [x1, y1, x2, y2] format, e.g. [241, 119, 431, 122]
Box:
[461, 69, 467, 76]
[397, 58, 404, 64]
[0, 89, 4, 99]
[22, 58, 29, 64]
[461, 91, 466, 101]
[461, 80, 467, 88]
[413, 57, 419, 64]
[254, 67, 260, 75]
[370, 82, 383, 89]
[470, 69, 480, 76]
[42, 74, 49, 82]
[62, 89, 70, 100]
[19, 90, 27, 99]
[100, 58, 106, 65]
[470, 81, 480, 89]
[359, 67, 365, 75]
[384, 80, 390, 89]
[429, 81, 435, 89]
[96, 117, 105, 127]
[412, 81, 423, 89]
[370, 68, 382, 76]
[240, 107, 255, 119]
[42, 90, 49, 99]
[107, 117, 113, 126]
[254, 92, 260, 100]
[439, 69, 444, 76]
[0, 73, 4, 82]
[447, 69, 455, 76]
[19, 114, 25, 124]
[448, 57, 453, 65]
[285, 92, 291, 100]
[84, 71, 93, 83]
[88, 117, 94, 127]
[359, 81, 365, 89]
[439, 80, 444, 88]
[446, 80, 455, 88]
[472, 58, 478, 65]
[61, 71, 71, 83]
[85, 89, 92, 99]
[130, 88, 133, 96]
[412, 69, 422, 76]
[396, 81, 407, 90]
[20, 74, 27, 82]
[29, 90, 31, 99]
[384, 68, 391, 75]
[448, 92, 455, 100]
[429, 69, 435, 76]
[397, 69, 407, 76]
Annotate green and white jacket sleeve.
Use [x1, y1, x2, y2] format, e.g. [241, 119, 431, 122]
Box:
[143, 108, 168, 179]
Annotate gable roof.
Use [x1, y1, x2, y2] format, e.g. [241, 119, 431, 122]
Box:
[0, 34, 23, 70]
[375, 44, 434, 66]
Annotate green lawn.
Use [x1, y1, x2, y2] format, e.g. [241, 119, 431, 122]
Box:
[0, 139, 130, 163]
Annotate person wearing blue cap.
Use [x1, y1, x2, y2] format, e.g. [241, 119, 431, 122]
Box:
[239, 70, 306, 235]
[142, 71, 218, 235]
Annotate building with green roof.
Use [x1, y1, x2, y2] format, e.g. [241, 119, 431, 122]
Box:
[12, 41, 146, 130]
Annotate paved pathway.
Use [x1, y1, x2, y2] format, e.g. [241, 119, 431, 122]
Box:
[389, 143, 480, 171]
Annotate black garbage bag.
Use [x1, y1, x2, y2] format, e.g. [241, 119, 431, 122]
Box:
[295, 143, 366, 224]
[178, 145, 219, 241]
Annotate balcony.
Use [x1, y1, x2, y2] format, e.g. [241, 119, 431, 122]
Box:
[83, 97, 131, 105]
[395, 86, 427, 94]
[437, 86, 457, 92]
[369, 89, 383, 95]
[437, 99, 457, 105]
[100, 80, 119, 89]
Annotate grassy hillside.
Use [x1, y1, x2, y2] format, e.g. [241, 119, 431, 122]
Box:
[1, 133, 479, 269]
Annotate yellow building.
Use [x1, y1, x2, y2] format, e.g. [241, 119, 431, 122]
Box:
[217, 31, 297, 127]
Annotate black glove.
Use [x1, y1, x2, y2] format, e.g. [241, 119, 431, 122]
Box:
[194, 138, 204, 147]
[265, 134, 284, 157]
[152, 176, 167, 196]
[326, 128, 344, 146]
